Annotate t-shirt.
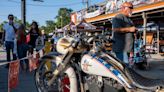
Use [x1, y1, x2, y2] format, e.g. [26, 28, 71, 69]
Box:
[112, 14, 134, 52]
[28, 30, 39, 48]
[3, 23, 19, 42]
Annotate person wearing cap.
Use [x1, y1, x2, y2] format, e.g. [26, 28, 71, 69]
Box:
[111, 2, 137, 65]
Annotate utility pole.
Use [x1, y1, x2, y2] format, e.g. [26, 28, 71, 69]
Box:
[21, 0, 43, 26]
[86, 0, 89, 9]
[21, 0, 26, 25]
[83, 0, 89, 9]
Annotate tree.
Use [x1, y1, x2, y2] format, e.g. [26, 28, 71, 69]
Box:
[0, 21, 7, 32]
[55, 8, 73, 28]
[40, 8, 73, 34]
[41, 20, 56, 34]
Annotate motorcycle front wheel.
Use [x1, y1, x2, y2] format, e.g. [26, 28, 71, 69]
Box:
[35, 58, 70, 92]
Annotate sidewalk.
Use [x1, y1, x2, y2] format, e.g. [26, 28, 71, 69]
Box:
[0, 47, 6, 61]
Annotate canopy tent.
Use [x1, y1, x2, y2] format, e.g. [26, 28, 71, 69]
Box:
[55, 22, 75, 34]
[75, 19, 97, 30]
[59, 19, 102, 33]
[63, 22, 76, 31]
[56, 29, 64, 33]
[55, 19, 103, 37]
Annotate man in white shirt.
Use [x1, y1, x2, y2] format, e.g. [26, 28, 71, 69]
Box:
[2, 14, 19, 64]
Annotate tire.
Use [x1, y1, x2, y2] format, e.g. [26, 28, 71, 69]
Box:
[35, 58, 71, 92]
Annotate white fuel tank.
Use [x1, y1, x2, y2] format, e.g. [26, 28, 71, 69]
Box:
[81, 54, 131, 88]
[81, 54, 118, 78]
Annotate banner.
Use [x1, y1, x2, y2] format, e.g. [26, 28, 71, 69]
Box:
[71, 13, 77, 24]
[29, 56, 38, 72]
[29, 52, 40, 72]
[8, 60, 20, 92]
[84, 7, 104, 18]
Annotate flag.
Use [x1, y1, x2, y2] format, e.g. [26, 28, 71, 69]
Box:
[29, 56, 37, 72]
[8, 60, 20, 92]
[29, 53, 40, 72]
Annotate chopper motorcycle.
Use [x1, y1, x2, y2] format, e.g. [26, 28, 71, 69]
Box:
[35, 33, 164, 92]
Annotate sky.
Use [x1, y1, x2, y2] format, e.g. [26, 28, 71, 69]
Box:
[0, 0, 105, 26]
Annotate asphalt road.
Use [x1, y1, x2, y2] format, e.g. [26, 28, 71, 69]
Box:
[0, 47, 37, 92]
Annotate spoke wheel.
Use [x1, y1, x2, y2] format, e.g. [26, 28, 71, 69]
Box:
[35, 59, 70, 92]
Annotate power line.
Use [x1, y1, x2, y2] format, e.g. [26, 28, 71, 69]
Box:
[8, 0, 82, 7]
[27, 2, 82, 7]
[0, 5, 18, 7]
[7, 0, 20, 4]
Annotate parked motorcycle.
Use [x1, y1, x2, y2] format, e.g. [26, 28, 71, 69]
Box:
[35, 33, 164, 92]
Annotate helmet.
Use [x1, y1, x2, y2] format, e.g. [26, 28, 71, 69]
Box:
[56, 36, 74, 54]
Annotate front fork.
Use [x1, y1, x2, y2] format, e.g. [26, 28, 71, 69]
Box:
[47, 51, 73, 86]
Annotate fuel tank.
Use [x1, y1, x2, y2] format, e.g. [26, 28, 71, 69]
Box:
[81, 53, 119, 79]
[81, 53, 132, 88]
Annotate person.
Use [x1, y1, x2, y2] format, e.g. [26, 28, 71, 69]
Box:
[35, 30, 45, 51]
[111, 2, 137, 66]
[2, 14, 19, 65]
[28, 21, 41, 54]
[50, 33, 60, 52]
[17, 24, 29, 71]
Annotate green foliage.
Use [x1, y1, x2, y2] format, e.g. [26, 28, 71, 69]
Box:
[41, 8, 73, 34]
[0, 21, 7, 32]
[55, 8, 73, 28]
[41, 20, 56, 34]
[0, 25, 2, 32]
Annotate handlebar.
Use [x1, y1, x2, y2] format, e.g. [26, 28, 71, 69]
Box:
[69, 33, 113, 49]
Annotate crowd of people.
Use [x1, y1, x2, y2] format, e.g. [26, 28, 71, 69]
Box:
[2, 14, 45, 70]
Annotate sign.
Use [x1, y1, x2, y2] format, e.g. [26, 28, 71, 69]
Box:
[8, 60, 20, 91]
[71, 13, 77, 24]
[84, 9, 103, 18]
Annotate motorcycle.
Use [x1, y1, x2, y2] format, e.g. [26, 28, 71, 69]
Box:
[35, 32, 164, 92]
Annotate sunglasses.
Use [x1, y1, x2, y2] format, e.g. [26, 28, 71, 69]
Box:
[125, 6, 133, 9]
[9, 17, 14, 20]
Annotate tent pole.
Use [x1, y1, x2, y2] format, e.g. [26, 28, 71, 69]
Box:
[157, 26, 160, 54]
[142, 12, 147, 46]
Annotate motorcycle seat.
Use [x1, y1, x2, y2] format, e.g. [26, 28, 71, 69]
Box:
[125, 67, 164, 90]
